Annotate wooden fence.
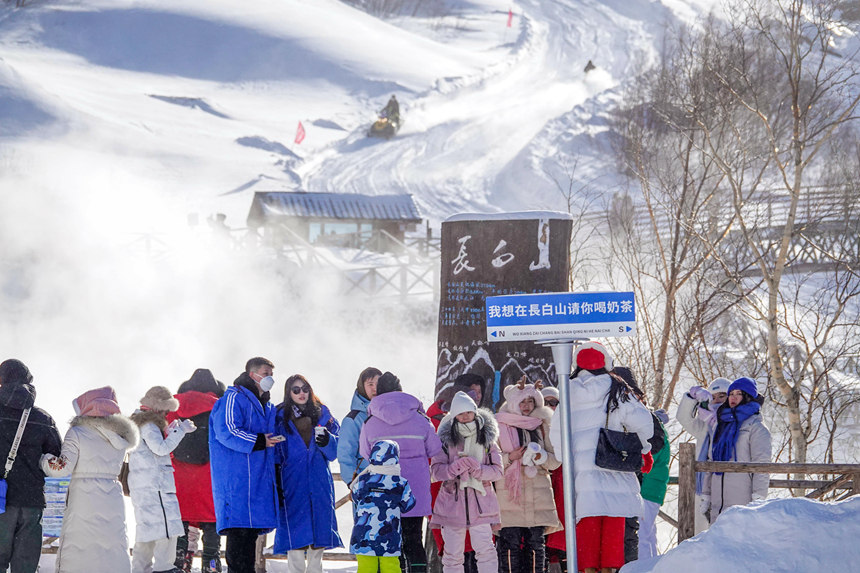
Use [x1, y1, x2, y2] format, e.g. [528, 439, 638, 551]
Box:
[675, 442, 860, 542]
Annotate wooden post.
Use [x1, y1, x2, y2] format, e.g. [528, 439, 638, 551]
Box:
[852, 472, 860, 496]
[678, 442, 696, 543]
[255, 534, 266, 573]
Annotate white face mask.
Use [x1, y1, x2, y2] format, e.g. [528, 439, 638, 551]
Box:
[258, 376, 275, 392]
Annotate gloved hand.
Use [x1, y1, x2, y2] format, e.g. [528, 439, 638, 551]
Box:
[653, 408, 669, 425]
[460, 457, 480, 473]
[698, 495, 711, 515]
[688, 386, 712, 402]
[467, 461, 483, 479]
[449, 458, 469, 477]
[315, 427, 330, 447]
[179, 419, 196, 433]
[641, 451, 654, 474]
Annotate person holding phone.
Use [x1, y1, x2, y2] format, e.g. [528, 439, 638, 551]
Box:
[209, 357, 279, 573]
[273, 375, 342, 573]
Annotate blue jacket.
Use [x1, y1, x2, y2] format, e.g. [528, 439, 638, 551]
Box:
[349, 440, 415, 557]
[209, 377, 278, 533]
[337, 391, 370, 485]
[273, 404, 343, 553]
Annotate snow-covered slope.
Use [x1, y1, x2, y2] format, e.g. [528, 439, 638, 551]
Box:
[0, 0, 718, 422]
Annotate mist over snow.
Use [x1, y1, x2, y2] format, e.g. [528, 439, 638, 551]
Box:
[0, 0, 728, 427]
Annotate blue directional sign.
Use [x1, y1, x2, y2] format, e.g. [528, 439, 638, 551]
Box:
[486, 291, 636, 341]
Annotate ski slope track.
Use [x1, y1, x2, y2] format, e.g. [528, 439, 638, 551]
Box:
[304, 0, 677, 220]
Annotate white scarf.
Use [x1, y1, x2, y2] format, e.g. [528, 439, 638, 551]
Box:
[356, 463, 401, 480]
[458, 421, 486, 495]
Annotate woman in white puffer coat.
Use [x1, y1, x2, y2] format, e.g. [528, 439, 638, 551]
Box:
[41, 386, 140, 573]
[550, 343, 653, 573]
[129, 386, 196, 573]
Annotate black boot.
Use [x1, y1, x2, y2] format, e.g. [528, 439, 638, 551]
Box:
[463, 551, 478, 573]
[496, 528, 523, 573]
[202, 557, 223, 572]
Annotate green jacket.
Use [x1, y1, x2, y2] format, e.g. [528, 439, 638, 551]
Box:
[640, 421, 671, 505]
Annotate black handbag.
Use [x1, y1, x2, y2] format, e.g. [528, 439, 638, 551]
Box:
[594, 386, 643, 472]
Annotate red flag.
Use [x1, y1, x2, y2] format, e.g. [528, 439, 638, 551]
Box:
[294, 121, 306, 144]
[507, 8, 513, 27]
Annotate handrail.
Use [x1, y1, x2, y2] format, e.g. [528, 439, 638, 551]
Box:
[676, 442, 860, 544]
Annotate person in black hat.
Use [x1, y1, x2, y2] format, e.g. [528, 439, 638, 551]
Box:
[0, 359, 63, 573]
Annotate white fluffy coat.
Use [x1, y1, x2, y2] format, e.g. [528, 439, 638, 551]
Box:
[42, 414, 139, 573]
[551, 371, 653, 522]
[128, 417, 187, 543]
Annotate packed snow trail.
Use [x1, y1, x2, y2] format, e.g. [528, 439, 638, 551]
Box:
[303, 0, 673, 220]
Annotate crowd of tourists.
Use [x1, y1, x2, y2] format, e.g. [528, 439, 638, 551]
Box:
[0, 343, 771, 573]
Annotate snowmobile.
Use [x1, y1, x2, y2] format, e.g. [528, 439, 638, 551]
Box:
[367, 110, 401, 140]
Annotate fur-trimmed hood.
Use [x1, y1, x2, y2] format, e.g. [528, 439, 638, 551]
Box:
[71, 413, 139, 451]
[130, 408, 168, 432]
[437, 408, 498, 447]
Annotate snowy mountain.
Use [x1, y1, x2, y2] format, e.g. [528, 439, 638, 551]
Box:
[0, 0, 723, 420]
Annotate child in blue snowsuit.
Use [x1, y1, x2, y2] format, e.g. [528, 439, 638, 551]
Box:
[350, 439, 416, 573]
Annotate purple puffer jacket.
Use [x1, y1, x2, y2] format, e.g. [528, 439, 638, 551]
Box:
[430, 409, 503, 529]
[359, 392, 443, 517]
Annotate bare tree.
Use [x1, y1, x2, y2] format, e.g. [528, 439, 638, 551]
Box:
[607, 30, 749, 408]
[689, 0, 860, 465]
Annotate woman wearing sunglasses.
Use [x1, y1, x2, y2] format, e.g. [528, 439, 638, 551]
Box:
[272, 375, 342, 573]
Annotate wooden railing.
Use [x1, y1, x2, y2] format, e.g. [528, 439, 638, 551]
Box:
[675, 442, 860, 542]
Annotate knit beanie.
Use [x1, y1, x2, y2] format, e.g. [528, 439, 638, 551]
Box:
[140, 385, 180, 412]
[728, 377, 757, 399]
[0, 359, 33, 386]
[574, 342, 614, 372]
[708, 377, 731, 395]
[376, 371, 402, 395]
[73, 386, 121, 417]
[448, 391, 477, 418]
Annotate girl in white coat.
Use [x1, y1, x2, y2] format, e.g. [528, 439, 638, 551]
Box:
[551, 343, 653, 573]
[41, 386, 140, 573]
[129, 386, 196, 573]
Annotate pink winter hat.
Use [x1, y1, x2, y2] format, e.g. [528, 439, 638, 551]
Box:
[73, 386, 121, 417]
[503, 378, 545, 411]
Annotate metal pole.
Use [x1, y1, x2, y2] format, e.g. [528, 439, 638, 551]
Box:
[544, 341, 580, 573]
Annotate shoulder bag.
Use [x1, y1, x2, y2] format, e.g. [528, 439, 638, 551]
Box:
[1, 407, 32, 513]
[594, 377, 643, 472]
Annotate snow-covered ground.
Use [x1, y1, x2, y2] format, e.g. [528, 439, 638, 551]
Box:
[5, 0, 858, 570]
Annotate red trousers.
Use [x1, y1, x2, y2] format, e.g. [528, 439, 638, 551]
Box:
[575, 516, 625, 570]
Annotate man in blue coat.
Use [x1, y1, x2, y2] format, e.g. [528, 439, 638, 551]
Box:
[209, 357, 279, 573]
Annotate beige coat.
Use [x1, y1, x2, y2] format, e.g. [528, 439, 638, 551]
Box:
[42, 414, 139, 573]
[494, 403, 562, 533]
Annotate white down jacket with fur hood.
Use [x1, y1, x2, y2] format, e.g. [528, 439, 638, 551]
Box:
[128, 410, 189, 543]
[42, 414, 139, 573]
[551, 371, 654, 522]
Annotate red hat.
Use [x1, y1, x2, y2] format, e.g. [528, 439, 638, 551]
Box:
[574, 342, 614, 371]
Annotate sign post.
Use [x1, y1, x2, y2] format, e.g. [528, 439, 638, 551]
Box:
[485, 291, 636, 573]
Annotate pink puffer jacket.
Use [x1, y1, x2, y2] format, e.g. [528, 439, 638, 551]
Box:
[430, 409, 504, 529]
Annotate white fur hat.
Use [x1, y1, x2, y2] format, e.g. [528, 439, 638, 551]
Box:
[448, 391, 477, 418]
[541, 386, 559, 401]
[140, 385, 179, 412]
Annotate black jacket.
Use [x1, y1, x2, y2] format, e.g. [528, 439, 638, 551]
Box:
[0, 383, 63, 508]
